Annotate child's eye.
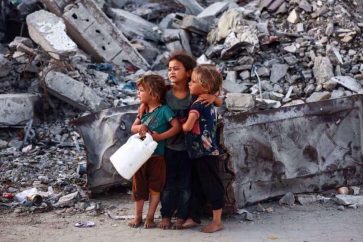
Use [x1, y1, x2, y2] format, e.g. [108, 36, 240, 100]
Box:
[168, 67, 182, 71]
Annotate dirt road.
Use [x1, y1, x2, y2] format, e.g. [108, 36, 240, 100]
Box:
[1, 193, 363, 242]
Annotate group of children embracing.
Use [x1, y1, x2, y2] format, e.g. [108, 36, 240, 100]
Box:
[128, 51, 225, 233]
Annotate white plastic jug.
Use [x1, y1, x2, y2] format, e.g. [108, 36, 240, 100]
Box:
[110, 133, 157, 180]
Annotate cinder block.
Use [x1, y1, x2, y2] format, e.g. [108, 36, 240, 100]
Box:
[62, 3, 94, 33]
[62, 0, 149, 70]
[83, 23, 122, 62]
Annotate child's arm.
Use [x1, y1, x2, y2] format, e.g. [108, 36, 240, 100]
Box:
[182, 112, 198, 132]
[197, 93, 223, 107]
[137, 103, 147, 119]
[151, 118, 181, 142]
[131, 116, 148, 136]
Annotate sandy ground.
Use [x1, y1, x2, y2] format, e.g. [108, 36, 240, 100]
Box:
[1, 192, 363, 242]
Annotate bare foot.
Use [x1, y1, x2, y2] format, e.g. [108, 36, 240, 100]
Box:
[172, 218, 185, 230]
[144, 216, 157, 229]
[181, 218, 199, 229]
[128, 217, 142, 228]
[201, 222, 224, 233]
[159, 218, 171, 230]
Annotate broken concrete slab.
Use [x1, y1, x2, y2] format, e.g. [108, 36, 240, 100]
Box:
[259, 0, 274, 10]
[175, 0, 204, 15]
[299, 0, 312, 12]
[26, 10, 78, 60]
[330, 76, 362, 93]
[181, 15, 210, 35]
[44, 71, 108, 112]
[0, 94, 40, 127]
[335, 195, 363, 206]
[107, 8, 161, 42]
[60, 0, 149, 70]
[166, 41, 185, 54]
[207, 8, 245, 44]
[306, 91, 331, 103]
[220, 26, 259, 59]
[130, 39, 160, 65]
[197, 1, 229, 21]
[162, 28, 192, 54]
[268, 0, 285, 12]
[179, 29, 192, 54]
[225, 93, 255, 111]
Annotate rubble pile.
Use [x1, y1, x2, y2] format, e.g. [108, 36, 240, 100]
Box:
[1, 0, 363, 213]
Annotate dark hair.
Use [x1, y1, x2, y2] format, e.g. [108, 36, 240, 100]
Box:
[192, 64, 222, 94]
[167, 51, 197, 72]
[137, 74, 166, 102]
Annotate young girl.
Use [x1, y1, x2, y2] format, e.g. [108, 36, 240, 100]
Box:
[129, 74, 180, 228]
[182, 64, 224, 233]
[158, 52, 223, 230]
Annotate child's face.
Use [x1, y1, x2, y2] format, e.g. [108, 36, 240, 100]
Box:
[137, 85, 153, 104]
[168, 59, 190, 85]
[189, 72, 209, 96]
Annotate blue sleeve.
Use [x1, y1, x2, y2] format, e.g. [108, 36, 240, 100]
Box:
[163, 105, 175, 122]
[190, 101, 205, 114]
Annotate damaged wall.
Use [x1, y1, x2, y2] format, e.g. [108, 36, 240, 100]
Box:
[72, 105, 138, 191]
[224, 94, 363, 207]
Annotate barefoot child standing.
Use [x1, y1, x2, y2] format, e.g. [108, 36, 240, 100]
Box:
[182, 64, 224, 233]
[158, 52, 223, 229]
[129, 74, 180, 228]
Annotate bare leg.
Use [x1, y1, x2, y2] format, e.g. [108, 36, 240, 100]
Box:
[128, 200, 144, 228]
[201, 208, 224, 233]
[144, 193, 160, 228]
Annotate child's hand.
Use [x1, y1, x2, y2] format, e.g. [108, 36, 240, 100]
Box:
[197, 94, 216, 106]
[150, 131, 161, 141]
[138, 103, 147, 118]
[138, 124, 148, 137]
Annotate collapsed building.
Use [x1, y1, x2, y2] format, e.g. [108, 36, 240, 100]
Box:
[1, 0, 363, 213]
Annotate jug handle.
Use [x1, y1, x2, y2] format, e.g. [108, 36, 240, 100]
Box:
[143, 132, 154, 143]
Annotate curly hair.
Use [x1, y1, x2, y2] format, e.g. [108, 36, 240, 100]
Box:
[137, 74, 166, 102]
[192, 64, 222, 94]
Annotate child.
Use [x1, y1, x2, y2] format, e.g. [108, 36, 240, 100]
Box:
[158, 52, 223, 230]
[129, 74, 180, 228]
[182, 64, 224, 233]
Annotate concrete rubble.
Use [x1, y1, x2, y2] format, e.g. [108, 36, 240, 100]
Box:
[26, 10, 78, 60]
[1, 0, 363, 215]
[0, 94, 40, 127]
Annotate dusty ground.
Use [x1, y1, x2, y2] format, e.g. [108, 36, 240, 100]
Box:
[1, 192, 363, 242]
